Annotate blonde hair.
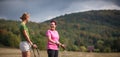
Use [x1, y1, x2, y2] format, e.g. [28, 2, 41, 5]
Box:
[20, 12, 29, 20]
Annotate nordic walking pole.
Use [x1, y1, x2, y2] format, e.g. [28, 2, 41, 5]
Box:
[32, 43, 40, 57]
[32, 47, 36, 57]
[36, 48, 40, 57]
[60, 44, 66, 57]
[61, 44, 66, 50]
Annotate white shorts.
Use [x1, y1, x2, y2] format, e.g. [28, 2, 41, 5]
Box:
[19, 41, 31, 52]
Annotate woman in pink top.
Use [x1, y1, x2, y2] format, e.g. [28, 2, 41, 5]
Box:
[46, 20, 65, 57]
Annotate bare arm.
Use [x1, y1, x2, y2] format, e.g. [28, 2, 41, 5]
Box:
[23, 30, 33, 45]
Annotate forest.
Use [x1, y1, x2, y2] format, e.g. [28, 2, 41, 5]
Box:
[0, 10, 120, 52]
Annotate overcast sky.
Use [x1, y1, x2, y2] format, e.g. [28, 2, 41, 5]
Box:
[0, 0, 120, 22]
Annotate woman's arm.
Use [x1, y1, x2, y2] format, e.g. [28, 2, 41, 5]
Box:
[47, 36, 56, 44]
[47, 35, 63, 46]
[23, 30, 33, 45]
[23, 30, 37, 48]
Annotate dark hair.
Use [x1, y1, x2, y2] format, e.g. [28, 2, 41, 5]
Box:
[50, 20, 57, 25]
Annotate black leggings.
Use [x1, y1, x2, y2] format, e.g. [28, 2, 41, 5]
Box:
[47, 49, 58, 57]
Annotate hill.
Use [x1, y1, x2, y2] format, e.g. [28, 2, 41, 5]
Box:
[42, 10, 120, 52]
[0, 10, 120, 52]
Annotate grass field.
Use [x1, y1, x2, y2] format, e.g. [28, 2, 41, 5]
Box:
[0, 48, 120, 57]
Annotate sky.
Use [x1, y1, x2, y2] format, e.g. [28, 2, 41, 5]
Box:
[0, 0, 120, 22]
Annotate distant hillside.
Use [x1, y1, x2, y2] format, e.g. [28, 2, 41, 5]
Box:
[49, 10, 120, 39]
[42, 10, 120, 52]
[0, 10, 120, 52]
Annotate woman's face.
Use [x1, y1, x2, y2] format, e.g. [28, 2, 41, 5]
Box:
[50, 22, 56, 29]
[25, 14, 30, 22]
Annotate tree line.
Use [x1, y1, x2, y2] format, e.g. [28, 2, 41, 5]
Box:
[0, 10, 120, 52]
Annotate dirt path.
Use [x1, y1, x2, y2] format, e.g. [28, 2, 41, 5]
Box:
[0, 48, 21, 57]
[0, 48, 120, 57]
[0, 48, 47, 57]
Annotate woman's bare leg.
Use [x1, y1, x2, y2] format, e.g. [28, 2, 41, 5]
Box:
[22, 51, 31, 57]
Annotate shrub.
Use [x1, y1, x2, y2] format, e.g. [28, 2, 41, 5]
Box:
[104, 47, 111, 52]
[94, 49, 100, 52]
[80, 46, 87, 52]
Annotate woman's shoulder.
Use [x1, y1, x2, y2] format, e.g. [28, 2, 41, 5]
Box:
[47, 29, 52, 32]
[19, 23, 27, 29]
[20, 22, 25, 26]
